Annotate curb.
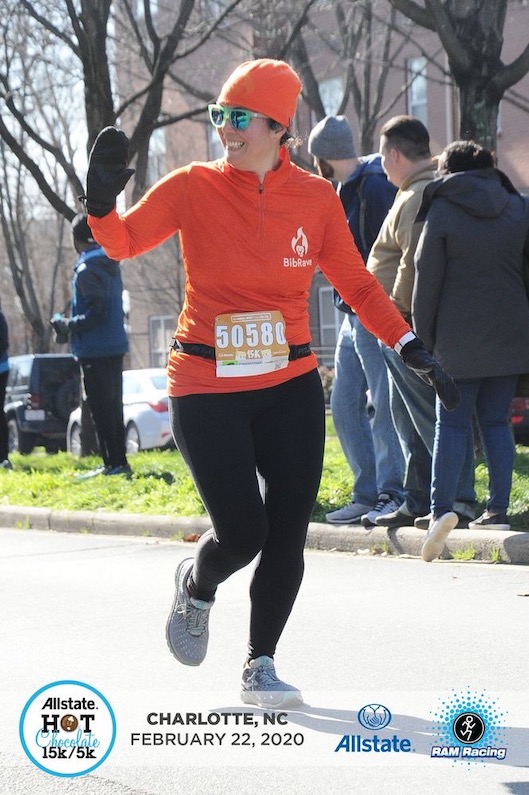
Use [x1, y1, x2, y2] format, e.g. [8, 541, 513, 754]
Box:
[1, 505, 528, 565]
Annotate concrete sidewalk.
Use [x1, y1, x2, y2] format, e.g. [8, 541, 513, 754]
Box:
[1, 504, 528, 565]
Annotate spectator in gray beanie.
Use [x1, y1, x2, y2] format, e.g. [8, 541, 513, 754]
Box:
[308, 115, 357, 163]
[308, 115, 404, 528]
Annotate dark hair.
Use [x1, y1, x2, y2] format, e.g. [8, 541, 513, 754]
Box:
[441, 140, 495, 173]
[380, 115, 431, 161]
[71, 213, 95, 243]
[267, 118, 300, 148]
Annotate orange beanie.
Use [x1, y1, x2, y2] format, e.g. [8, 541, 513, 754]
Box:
[217, 59, 302, 129]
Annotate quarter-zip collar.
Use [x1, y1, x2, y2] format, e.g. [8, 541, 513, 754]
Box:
[219, 147, 293, 193]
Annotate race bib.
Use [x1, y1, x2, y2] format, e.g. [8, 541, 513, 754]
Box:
[214, 311, 289, 377]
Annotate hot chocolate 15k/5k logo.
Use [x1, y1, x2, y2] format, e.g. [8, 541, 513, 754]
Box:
[19, 680, 116, 777]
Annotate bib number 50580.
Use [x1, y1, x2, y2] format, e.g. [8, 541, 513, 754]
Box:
[216, 320, 286, 349]
[214, 311, 290, 378]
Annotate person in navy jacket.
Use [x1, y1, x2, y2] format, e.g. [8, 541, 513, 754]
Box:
[51, 213, 130, 478]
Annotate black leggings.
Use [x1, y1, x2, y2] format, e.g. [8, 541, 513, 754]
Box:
[169, 369, 325, 659]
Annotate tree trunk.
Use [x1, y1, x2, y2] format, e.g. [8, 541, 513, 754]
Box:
[457, 81, 499, 152]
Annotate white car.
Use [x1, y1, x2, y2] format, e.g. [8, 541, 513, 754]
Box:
[67, 368, 174, 455]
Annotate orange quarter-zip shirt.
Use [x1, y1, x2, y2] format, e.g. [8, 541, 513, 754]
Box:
[89, 149, 410, 397]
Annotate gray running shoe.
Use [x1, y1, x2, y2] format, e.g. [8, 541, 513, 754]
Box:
[373, 501, 421, 528]
[361, 494, 402, 527]
[421, 512, 458, 562]
[241, 656, 303, 708]
[166, 557, 214, 666]
[326, 501, 372, 524]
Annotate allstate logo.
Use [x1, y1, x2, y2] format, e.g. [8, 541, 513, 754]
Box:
[358, 704, 392, 730]
[19, 680, 116, 778]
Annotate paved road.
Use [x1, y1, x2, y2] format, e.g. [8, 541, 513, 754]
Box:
[1, 528, 529, 794]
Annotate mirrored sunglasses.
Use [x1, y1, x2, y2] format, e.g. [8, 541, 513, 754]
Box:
[208, 104, 268, 131]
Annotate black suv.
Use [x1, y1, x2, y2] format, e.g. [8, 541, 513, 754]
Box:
[5, 354, 80, 454]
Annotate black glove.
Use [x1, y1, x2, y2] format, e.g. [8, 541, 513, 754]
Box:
[400, 337, 461, 411]
[83, 127, 135, 217]
[49, 316, 70, 345]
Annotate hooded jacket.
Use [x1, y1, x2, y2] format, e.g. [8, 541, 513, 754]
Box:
[69, 246, 128, 359]
[413, 168, 529, 379]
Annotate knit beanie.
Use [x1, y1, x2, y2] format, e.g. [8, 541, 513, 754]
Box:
[217, 59, 302, 129]
[71, 213, 95, 244]
[308, 115, 357, 160]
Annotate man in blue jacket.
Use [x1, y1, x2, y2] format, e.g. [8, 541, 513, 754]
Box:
[51, 214, 130, 478]
[309, 115, 404, 526]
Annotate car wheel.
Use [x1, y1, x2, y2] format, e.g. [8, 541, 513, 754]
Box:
[125, 422, 141, 455]
[68, 422, 82, 457]
[7, 418, 35, 455]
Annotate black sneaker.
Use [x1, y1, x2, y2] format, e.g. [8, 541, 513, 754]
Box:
[104, 464, 133, 478]
[373, 502, 422, 528]
[468, 512, 510, 531]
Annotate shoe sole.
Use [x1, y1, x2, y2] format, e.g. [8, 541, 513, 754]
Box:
[421, 512, 458, 562]
[469, 522, 510, 531]
[166, 557, 204, 667]
[415, 519, 470, 531]
[326, 515, 366, 524]
[240, 688, 304, 708]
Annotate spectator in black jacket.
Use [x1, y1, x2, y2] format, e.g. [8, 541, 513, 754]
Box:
[413, 140, 529, 559]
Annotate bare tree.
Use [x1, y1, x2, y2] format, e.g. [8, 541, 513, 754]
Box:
[387, 0, 529, 150]
[290, 0, 412, 153]
[0, 0, 249, 351]
[248, 0, 429, 154]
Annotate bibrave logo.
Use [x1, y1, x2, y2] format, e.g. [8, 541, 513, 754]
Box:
[284, 226, 312, 268]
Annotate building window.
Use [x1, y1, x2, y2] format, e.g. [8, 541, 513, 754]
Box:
[319, 77, 344, 116]
[407, 56, 428, 126]
[317, 285, 342, 365]
[149, 315, 175, 367]
[148, 128, 166, 185]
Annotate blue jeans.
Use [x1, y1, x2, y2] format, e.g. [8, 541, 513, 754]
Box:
[381, 345, 476, 515]
[432, 376, 517, 517]
[330, 315, 404, 506]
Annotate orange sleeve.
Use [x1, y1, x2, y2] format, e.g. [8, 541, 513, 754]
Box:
[88, 168, 187, 260]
